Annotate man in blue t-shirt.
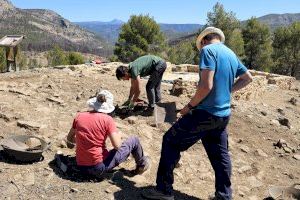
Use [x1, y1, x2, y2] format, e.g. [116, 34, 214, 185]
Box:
[143, 27, 253, 200]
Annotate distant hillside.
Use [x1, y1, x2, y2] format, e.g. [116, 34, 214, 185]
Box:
[0, 0, 112, 55]
[255, 13, 300, 29]
[75, 20, 202, 44]
[170, 13, 300, 46]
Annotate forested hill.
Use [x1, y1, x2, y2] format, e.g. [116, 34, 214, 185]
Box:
[255, 13, 300, 29]
[0, 0, 111, 55]
[169, 13, 300, 46]
[75, 21, 202, 44]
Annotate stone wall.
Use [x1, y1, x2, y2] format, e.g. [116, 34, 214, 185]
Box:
[169, 64, 297, 100]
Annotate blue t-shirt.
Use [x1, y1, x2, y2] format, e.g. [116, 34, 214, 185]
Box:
[197, 43, 248, 117]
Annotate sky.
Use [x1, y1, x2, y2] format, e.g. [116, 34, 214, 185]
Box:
[10, 0, 300, 24]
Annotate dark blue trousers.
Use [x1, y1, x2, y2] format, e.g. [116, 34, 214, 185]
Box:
[78, 136, 146, 178]
[156, 109, 232, 200]
[146, 61, 167, 107]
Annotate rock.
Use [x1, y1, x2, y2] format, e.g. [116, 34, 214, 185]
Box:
[8, 89, 31, 96]
[238, 165, 252, 174]
[127, 116, 138, 124]
[260, 111, 267, 116]
[270, 119, 280, 126]
[25, 138, 41, 149]
[0, 112, 12, 122]
[277, 108, 285, 115]
[46, 97, 65, 105]
[70, 188, 79, 193]
[23, 172, 35, 186]
[240, 145, 250, 153]
[283, 146, 292, 153]
[247, 176, 263, 188]
[274, 139, 287, 148]
[254, 149, 268, 157]
[289, 97, 297, 105]
[249, 196, 259, 200]
[17, 120, 42, 131]
[278, 117, 291, 128]
[293, 154, 300, 160]
[59, 140, 67, 148]
[129, 175, 147, 184]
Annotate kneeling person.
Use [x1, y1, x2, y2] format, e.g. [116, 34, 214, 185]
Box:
[66, 90, 150, 177]
[116, 55, 167, 111]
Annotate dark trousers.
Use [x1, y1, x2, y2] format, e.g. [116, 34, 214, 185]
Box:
[156, 109, 232, 200]
[78, 136, 146, 177]
[146, 61, 167, 107]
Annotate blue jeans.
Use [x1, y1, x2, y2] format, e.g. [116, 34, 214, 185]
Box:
[78, 136, 147, 177]
[156, 109, 232, 200]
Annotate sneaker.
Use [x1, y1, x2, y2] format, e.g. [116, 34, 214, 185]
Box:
[55, 152, 68, 173]
[133, 156, 151, 175]
[142, 188, 174, 200]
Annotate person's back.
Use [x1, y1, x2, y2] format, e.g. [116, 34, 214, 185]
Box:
[129, 55, 163, 78]
[73, 111, 116, 166]
[197, 43, 247, 117]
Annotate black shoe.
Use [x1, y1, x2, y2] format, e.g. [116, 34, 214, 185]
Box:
[132, 156, 151, 175]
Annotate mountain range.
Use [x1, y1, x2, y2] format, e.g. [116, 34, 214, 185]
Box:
[76, 13, 300, 45]
[74, 21, 202, 44]
[0, 0, 111, 55]
[0, 0, 299, 56]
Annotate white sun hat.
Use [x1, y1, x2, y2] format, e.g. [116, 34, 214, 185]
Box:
[196, 26, 225, 50]
[87, 90, 115, 113]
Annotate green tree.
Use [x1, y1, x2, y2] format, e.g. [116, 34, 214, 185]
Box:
[67, 52, 85, 65]
[47, 45, 67, 66]
[0, 47, 6, 72]
[168, 41, 197, 64]
[227, 29, 245, 59]
[272, 22, 300, 77]
[114, 14, 166, 62]
[207, 3, 244, 58]
[242, 18, 273, 71]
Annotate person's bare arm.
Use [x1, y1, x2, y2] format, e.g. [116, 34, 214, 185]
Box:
[108, 131, 123, 150]
[232, 71, 253, 93]
[131, 76, 141, 103]
[128, 78, 135, 101]
[180, 69, 214, 116]
[66, 128, 76, 149]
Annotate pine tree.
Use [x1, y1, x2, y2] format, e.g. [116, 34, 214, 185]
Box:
[114, 14, 166, 62]
[207, 3, 245, 58]
[272, 22, 300, 77]
[242, 18, 273, 71]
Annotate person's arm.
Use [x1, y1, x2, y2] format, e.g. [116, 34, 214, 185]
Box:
[131, 76, 141, 103]
[66, 128, 76, 149]
[108, 131, 122, 150]
[128, 78, 135, 101]
[180, 69, 214, 116]
[232, 71, 253, 93]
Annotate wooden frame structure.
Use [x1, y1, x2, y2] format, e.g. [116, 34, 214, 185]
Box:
[0, 35, 25, 72]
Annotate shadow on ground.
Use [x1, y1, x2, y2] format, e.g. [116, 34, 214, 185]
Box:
[111, 172, 203, 200]
[114, 104, 153, 119]
[47, 154, 202, 199]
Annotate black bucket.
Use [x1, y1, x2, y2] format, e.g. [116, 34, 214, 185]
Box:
[0, 135, 51, 163]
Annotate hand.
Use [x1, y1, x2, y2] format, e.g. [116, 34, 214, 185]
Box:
[179, 105, 190, 116]
[128, 101, 135, 110]
[65, 138, 75, 149]
[122, 99, 131, 106]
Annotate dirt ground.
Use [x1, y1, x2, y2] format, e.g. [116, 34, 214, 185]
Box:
[0, 64, 299, 200]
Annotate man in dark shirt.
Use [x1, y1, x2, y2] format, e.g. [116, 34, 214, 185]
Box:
[116, 55, 167, 112]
